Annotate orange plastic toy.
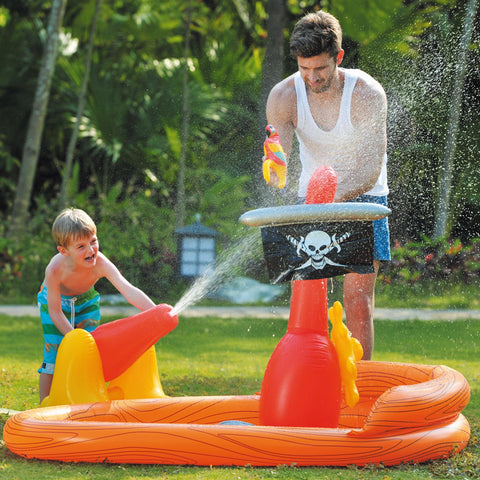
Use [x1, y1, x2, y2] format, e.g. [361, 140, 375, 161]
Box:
[92, 303, 177, 381]
[305, 165, 337, 203]
[260, 165, 342, 427]
[4, 362, 470, 466]
[329, 301, 363, 407]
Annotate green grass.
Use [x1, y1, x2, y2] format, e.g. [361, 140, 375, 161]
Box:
[375, 280, 480, 310]
[240, 278, 480, 311]
[325, 278, 480, 310]
[0, 313, 479, 479]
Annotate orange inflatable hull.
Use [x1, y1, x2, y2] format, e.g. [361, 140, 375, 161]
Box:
[3, 361, 470, 466]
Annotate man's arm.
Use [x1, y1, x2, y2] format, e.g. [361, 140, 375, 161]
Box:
[335, 78, 387, 202]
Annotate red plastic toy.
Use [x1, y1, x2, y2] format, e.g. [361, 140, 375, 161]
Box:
[259, 166, 342, 427]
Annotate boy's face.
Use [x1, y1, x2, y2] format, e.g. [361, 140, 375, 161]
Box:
[58, 233, 99, 268]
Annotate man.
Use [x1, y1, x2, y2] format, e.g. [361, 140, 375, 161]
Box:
[264, 10, 390, 359]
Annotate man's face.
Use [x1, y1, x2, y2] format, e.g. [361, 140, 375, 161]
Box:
[297, 51, 343, 94]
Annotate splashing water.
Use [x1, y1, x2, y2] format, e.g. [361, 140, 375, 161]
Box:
[171, 229, 263, 316]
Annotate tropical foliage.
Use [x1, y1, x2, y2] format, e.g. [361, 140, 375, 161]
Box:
[0, 0, 479, 301]
[379, 236, 480, 285]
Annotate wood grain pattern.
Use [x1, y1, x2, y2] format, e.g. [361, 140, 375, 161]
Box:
[3, 361, 471, 466]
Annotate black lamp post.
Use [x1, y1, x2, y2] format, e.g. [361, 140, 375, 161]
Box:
[175, 214, 219, 278]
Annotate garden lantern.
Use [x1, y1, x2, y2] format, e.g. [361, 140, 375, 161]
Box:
[175, 214, 219, 278]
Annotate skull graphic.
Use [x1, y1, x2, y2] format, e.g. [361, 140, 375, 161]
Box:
[304, 231, 333, 268]
[286, 230, 351, 270]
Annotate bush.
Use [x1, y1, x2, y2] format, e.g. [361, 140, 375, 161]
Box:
[91, 182, 179, 301]
[0, 199, 56, 303]
[0, 239, 23, 288]
[0, 187, 182, 304]
[379, 236, 480, 285]
[0, 168, 252, 305]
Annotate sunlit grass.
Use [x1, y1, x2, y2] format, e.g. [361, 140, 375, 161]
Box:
[318, 277, 480, 310]
[375, 280, 480, 309]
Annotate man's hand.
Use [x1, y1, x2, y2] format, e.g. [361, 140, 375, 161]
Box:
[262, 156, 285, 188]
[263, 125, 287, 189]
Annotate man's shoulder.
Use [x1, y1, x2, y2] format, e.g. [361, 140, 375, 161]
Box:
[272, 72, 296, 91]
[348, 68, 385, 95]
[348, 69, 386, 110]
[269, 73, 297, 107]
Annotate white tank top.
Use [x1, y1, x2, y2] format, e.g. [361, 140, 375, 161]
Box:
[294, 69, 388, 197]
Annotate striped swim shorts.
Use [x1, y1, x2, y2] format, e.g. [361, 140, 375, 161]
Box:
[37, 284, 101, 374]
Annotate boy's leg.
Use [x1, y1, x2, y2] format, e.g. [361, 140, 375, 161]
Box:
[37, 285, 61, 403]
[39, 372, 53, 403]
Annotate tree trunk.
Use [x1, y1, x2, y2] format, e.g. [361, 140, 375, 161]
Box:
[259, 0, 285, 131]
[8, 0, 67, 239]
[433, 0, 478, 239]
[59, 0, 102, 209]
[175, 4, 193, 230]
[253, 0, 286, 198]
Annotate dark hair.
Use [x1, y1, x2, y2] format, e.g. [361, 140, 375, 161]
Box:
[290, 11, 342, 59]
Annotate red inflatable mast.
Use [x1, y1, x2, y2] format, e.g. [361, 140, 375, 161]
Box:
[259, 166, 342, 427]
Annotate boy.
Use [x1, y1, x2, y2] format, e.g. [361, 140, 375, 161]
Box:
[38, 207, 156, 402]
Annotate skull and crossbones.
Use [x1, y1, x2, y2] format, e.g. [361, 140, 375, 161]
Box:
[286, 230, 351, 270]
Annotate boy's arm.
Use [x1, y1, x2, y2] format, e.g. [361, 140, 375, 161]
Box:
[44, 266, 74, 335]
[99, 253, 156, 311]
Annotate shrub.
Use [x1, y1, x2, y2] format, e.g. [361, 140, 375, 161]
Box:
[91, 182, 179, 301]
[0, 168, 252, 305]
[379, 236, 480, 285]
[0, 197, 56, 302]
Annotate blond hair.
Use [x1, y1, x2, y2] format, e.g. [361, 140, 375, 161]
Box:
[52, 208, 97, 247]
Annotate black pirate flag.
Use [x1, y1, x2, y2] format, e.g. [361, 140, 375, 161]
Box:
[261, 221, 374, 283]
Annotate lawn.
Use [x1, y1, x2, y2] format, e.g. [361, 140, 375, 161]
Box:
[0, 311, 479, 479]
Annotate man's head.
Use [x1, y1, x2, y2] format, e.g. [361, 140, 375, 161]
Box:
[290, 11, 343, 60]
[52, 208, 97, 247]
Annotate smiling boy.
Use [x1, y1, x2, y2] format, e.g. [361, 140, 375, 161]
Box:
[37, 208, 156, 402]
